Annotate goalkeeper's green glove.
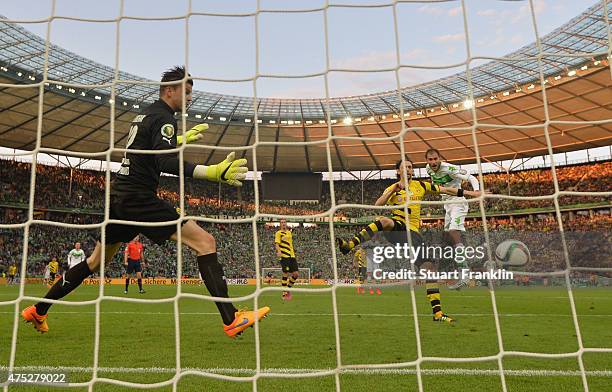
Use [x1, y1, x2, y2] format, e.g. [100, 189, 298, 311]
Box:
[177, 123, 208, 145]
[193, 152, 247, 187]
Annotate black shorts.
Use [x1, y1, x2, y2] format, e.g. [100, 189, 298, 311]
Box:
[280, 257, 299, 273]
[126, 260, 142, 274]
[103, 195, 183, 245]
[49, 272, 56, 280]
[383, 220, 426, 267]
[358, 266, 367, 281]
[8, 274, 15, 279]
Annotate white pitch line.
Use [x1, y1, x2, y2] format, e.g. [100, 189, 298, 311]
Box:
[0, 365, 610, 378]
[0, 310, 611, 317]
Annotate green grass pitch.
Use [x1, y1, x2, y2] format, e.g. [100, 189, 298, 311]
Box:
[1, 283, 611, 391]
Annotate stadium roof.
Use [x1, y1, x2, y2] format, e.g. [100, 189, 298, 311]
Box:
[0, 2, 611, 172]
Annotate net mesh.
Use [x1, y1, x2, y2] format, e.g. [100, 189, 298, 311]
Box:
[1, 0, 611, 391]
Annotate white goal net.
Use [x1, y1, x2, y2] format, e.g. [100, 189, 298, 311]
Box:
[1, 1, 611, 391]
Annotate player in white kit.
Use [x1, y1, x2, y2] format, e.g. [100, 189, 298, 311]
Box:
[425, 148, 480, 290]
[66, 242, 86, 270]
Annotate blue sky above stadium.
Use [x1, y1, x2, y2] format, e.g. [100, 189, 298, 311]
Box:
[1, 0, 594, 98]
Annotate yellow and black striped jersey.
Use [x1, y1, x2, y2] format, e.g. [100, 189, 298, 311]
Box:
[8, 265, 17, 275]
[275, 229, 295, 258]
[48, 260, 59, 274]
[384, 180, 440, 232]
[354, 248, 367, 268]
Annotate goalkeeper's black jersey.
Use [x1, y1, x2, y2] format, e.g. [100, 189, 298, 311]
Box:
[112, 100, 197, 196]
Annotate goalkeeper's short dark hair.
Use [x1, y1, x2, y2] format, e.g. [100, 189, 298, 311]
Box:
[160, 66, 193, 95]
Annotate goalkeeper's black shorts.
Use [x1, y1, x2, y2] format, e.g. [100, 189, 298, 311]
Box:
[102, 195, 184, 245]
[280, 257, 299, 273]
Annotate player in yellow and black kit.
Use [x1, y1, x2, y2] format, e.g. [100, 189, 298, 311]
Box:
[354, 248, 380, 295]
[275, 219, 298, 301]
[337, 157, 483, 322]
[47, 258, 59, 287]
[7, 263, 17, 285]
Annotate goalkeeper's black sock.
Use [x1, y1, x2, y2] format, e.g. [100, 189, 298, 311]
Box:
[287, 276, 297, 288]
[137, 278, 143, 291]
[36, 261, 92, 315]
[281, 276, 288, 288]
[125, 278, 129, 291]
[425, 281, 442, 317]
[197, 253, 237, 325]
[351, 220, 384, 249]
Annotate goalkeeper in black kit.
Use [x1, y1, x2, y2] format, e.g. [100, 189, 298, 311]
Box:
[22, 66, 269, 337]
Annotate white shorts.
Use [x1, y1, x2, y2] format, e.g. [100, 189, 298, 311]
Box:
[444, 200, 468, 231]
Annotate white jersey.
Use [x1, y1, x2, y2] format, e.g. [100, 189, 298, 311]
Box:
[67, 248, 86, 269]
[425, 162, 480, 200]
[426, 161, 480, 232]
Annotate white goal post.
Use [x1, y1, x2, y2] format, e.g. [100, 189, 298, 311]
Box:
[261, 268, 311, 285]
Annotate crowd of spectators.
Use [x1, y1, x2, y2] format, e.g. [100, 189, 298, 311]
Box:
[1, 159, 609, 219]
[1, 210, 609, 280]
[1, 158, 610, 280]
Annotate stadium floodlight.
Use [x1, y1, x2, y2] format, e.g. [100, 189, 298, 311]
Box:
[452, 103, 459, 108]
[594, 60, 601, 65]
[567, 70, 577, 76]
[580, 65, 588, 70]
[94, 95, 101, 100]
[195, 114, 201, 118]
[342, 117, 353, 125]
[219, 117, 227, 121]
[463, 99, 474, 109]
[503, 91, 510, 96]
[244, 118, 251, 123]
[528, 84, 535, 90]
